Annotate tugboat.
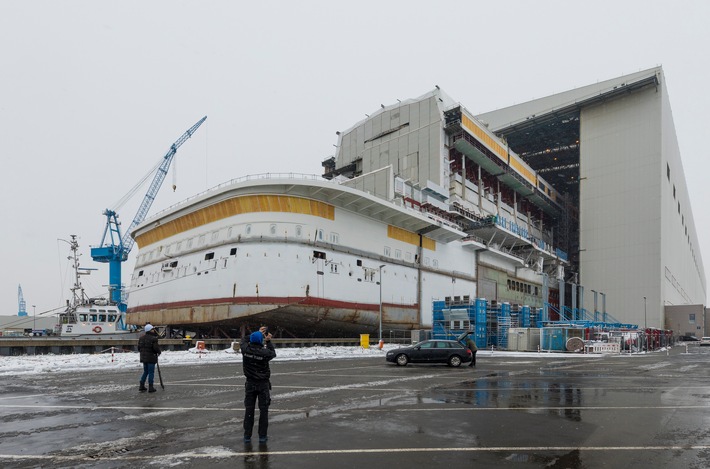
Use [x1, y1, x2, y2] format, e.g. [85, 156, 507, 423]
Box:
[57, 235, 140, 339]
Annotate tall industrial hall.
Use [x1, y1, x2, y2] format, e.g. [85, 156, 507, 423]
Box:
[326, 66, 706, 336]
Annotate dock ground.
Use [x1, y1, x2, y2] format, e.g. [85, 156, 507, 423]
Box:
[1, 344, 708, 468]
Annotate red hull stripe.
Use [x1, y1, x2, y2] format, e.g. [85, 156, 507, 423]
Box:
[128, 296, 418, 314]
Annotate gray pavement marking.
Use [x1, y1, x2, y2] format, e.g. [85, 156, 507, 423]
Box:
[3, 403, 710, 412]
[439, 385, 710, 391]
[281, 364, 384, 374]
[162, 383, 242, 387]
[276, 373, 441, 398]
[3, 445, 710, 462]
[0, 393, 49, 400]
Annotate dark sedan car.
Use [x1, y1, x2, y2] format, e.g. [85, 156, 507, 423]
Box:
[678, 335, 700, 342]
[386, 339, 472, 367]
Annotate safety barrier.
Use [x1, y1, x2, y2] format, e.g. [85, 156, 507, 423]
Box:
[584, 342, 621, 354]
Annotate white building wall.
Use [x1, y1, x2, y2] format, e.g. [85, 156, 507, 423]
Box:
[660, 79, 707, 309]
[580, 73, 706, 329]
[579, 84, 662, 328]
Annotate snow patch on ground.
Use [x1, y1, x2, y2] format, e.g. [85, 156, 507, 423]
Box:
[119, 408, 192, 421]
[58, 430, 163, 454]
[0, 343, 659, 377]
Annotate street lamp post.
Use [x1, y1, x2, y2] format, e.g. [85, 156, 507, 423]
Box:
[378, 265, 385, 342]
[643, 296, 647, 352]
[32, 305, 36, 334]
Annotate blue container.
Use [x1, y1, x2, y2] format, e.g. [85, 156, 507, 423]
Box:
[541, 327, 566, 351]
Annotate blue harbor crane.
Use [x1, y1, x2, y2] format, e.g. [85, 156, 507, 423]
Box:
[90, 116, 207, 312]
[17, 285, 28, 317]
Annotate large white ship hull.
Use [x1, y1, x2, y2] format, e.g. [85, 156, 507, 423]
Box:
[127, 175, 478, 337]
[127, 243, 427, 336]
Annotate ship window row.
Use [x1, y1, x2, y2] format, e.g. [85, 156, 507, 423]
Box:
[383, 245, 436, 267]
[507, 279, 539, 296]
[79, 313, 117, 322]
[140, 223, 345, 265]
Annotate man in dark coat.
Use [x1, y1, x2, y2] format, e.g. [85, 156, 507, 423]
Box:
[138, 324, 161, 392]
[240, 326, 276, 444]
[465, 332, 478, 367]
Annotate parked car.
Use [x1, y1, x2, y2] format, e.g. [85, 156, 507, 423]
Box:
[700, 337, 710, 346]
[386, 339, 472, 367]
[678, 335, 700, 342]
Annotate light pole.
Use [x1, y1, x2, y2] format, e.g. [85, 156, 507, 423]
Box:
[378, 265, 385, 342]
[643, 296, 647, 352]
[32, 305, 36, 333]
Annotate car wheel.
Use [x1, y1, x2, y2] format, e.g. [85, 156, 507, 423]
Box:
[396, 354, 409, 366]
[448, 355, 462, 367]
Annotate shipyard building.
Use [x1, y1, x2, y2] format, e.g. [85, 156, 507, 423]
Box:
[125, 66, 705, 339]
[323, 66, 706, 333]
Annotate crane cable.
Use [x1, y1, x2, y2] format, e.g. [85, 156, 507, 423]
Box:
[109, 115, 206, 211]
[109, 158, 164, 212]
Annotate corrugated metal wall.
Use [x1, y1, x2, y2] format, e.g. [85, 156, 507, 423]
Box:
[336, 94, 446, 190]
[579, 75, 705, 329]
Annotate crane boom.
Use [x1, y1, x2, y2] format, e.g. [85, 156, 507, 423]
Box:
[120, 115, 207, 257]
[91, 116, 207, 310]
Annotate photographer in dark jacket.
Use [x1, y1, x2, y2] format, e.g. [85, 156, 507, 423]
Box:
[138, 324, 161, 393]
[240, 326, 276, 444]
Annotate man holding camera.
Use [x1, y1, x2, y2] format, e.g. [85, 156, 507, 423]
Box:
[240, 325, 275, 444]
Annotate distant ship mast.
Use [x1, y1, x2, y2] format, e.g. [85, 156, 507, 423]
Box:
[64, 235, 93, 310]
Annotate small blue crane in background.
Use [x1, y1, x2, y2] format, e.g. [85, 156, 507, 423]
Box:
[17, 285, 28, 317]
[90, 116, 207, 312]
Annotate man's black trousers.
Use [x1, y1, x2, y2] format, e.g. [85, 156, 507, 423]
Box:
[243, 380, 271, 438]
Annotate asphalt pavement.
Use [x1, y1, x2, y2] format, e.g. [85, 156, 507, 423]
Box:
[1, 344, 710, 468]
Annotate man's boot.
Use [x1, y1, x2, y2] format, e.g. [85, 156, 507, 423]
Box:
[139, 382, 147, 392]
[148, 384, 157, 393]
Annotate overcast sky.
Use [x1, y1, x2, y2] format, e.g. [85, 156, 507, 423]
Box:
[2, 0, 709, 318]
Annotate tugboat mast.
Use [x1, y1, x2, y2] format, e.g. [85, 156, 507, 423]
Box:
[63, 235, 94, 310]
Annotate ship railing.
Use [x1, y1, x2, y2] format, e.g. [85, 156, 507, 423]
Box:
[149, 173, 328, 220]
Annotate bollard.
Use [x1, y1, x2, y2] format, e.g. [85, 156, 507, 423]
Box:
[196, 340, 205, 359]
